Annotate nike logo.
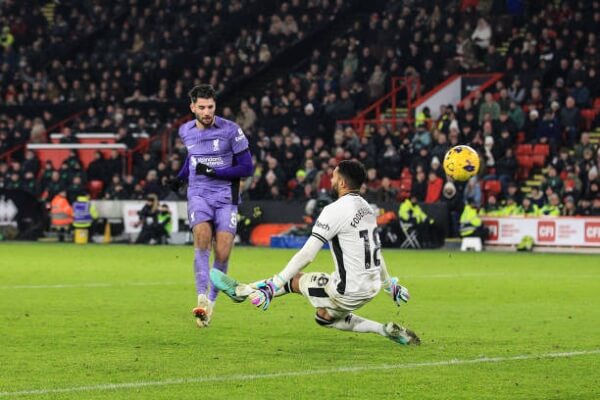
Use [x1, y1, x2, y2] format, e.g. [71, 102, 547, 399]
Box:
[186, 145, 195, 150]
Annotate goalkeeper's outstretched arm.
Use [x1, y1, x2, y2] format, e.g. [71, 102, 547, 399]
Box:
[378, 252, 410, 306]
[276, 235, 324, 283]
[247, 236, 323, 310]
[379, 252, 392, 289]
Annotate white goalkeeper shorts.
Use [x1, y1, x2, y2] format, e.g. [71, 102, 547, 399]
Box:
[298, 272, 373, 320]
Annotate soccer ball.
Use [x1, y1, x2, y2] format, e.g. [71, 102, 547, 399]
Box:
[443, 145, 480, 181]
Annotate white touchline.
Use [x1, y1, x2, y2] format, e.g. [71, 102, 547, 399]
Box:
[0, 282, 188, 290]
[0, 349, 598, 398]
[3, 273, 598, 290]
[403, 273, 600, 279]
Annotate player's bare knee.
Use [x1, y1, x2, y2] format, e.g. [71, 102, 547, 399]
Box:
[290, 273, 303, 293]
[194, 234, 211, 250]
[315, 309, 335, 328]
[214, 246, 229, 263]
[193, 223, 213, 247]
[214, 232, 234, 262]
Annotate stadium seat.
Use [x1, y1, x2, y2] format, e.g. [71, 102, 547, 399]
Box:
[286, 180, 298, 199]
[287, 180, 298, 191]
[581, 109, 596, 131]
[532, 154, 546, 167]
[401, 168, 412, 180]
[400, 178, 412, 191]
[533, 144, 549, 157]
[516, 131, 526, 144]
[389, 179, 402, 191]
[516, 144, 533, 156]
[516, 155, 534, 179]
[88, 180, 104, 199]
[483, 180, 502, 196]
[559, 170, 569, 180]
[516, 155, 533, 168]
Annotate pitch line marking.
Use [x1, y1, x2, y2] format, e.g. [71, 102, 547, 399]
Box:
[404, 273, 600, 279]
[0, 282, 188, 290]
[0, 349, 599, 397]
[2, 273, 598, 290]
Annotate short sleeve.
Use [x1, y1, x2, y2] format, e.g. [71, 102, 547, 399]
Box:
[311, 205, 341, 244]
[231, 125, 249, 154]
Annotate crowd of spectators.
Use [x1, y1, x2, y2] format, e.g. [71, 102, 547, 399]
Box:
[1, 0, 600, 220]
[1, 0, 345, 106]
[1, 0, 126, 103]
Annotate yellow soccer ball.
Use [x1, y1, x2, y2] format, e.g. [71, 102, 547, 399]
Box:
[443, 145, 480, 181]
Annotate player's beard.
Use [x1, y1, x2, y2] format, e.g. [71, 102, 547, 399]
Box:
[331, 181, 339, 199]
[195, 113, 214, 128]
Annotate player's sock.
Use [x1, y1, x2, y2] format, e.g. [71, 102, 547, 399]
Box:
[279, 280, 293, 296]
[327, 314, 386, 336]
[194, 248, 210, 295]
[208, 260, 228, 302]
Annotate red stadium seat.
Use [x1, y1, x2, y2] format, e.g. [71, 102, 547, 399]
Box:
[389, 179, 402, 191]
[88, 180, 104, 199]
[516, 144, 533, 156]
[516, 155, 534, 168]
[559, 170, 568, 180]
[287, 179, 298, 191]
[483, 180, 502, 195]
[516, 132, 526, 144]
[580, 109, 596, 131]
[401, 168, 412, 180]
[516, 155, 533, 179]
[532, 154, 546, 167]
[533, 144, 549, 157]
[594, 98, 600, 110]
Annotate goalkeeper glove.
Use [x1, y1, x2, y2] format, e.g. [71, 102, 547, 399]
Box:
[384, 277, 410, 307]
[196, 163, 217, 177]
[248, 274, 285, 311]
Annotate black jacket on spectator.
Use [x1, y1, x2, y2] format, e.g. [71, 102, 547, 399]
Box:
[87, 158, 107, 183]
[495, 154, 518, 179]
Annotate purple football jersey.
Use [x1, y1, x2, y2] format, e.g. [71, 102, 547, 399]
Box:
[178, 116, 249, 204]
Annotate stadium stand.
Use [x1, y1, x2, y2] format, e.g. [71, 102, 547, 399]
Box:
[0, 0, 599, 219]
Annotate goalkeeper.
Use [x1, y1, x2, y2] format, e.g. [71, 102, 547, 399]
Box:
[212, 160, 420, 345]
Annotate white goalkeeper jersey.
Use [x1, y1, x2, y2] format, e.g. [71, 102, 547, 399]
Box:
[310, 193, 383, 307]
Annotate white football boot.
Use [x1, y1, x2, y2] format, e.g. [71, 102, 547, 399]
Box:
[192, 294, 214, 328]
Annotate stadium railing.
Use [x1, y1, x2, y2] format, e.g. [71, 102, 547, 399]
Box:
[336, 76, 422, 135]
[0, 110, 85, 164]
[27, 143, 127, 170]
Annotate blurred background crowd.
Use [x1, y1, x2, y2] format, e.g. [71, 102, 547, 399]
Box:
[1, 0, 600, 221]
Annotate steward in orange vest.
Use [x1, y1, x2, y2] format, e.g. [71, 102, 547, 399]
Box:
[50, 190, 73, 241]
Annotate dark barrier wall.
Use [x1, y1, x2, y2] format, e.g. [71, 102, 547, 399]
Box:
[239, 200, 449, 237]
[0, 189, 47, 240]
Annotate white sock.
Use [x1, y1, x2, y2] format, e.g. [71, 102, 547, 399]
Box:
[329, 314, 386, 336]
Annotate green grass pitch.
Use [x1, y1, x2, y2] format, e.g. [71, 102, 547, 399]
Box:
[1, 243, 599, 399]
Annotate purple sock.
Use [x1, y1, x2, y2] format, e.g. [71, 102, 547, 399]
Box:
[194, 248, 211, 295]
[208, 260, 228, 301]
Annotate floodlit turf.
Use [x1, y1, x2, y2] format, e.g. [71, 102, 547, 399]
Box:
[1, 243, 599, 399]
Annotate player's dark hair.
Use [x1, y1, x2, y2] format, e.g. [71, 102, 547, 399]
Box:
[188, 84, 216, 103]
[337, 160, 366, 191]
